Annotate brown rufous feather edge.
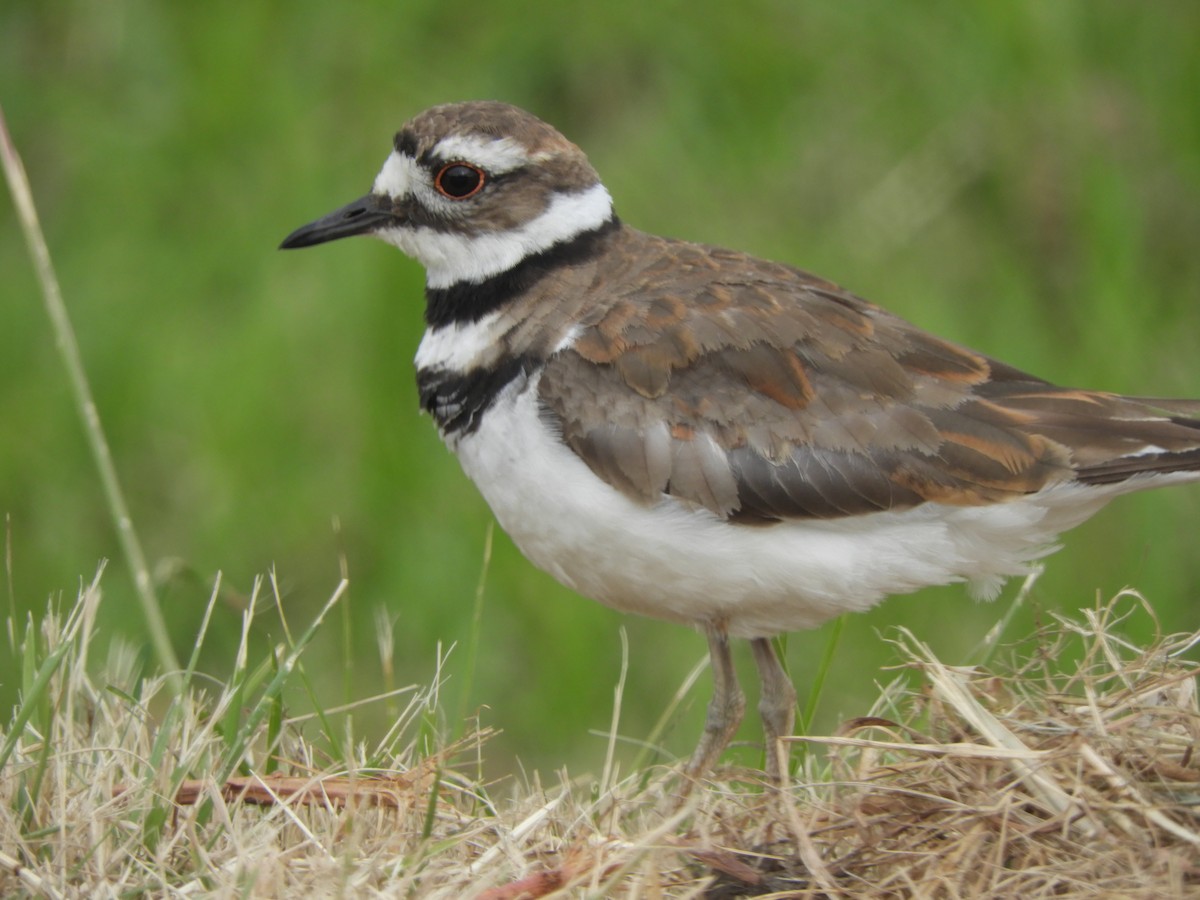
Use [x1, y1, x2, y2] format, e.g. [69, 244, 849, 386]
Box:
[537, 227, 1200, 522]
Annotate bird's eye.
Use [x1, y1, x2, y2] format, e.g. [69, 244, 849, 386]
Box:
[434, 163, 485, 199]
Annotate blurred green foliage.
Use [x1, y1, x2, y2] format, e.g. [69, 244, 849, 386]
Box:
[2, 1, 1199, 775]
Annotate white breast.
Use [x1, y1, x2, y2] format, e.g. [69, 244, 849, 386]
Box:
[415, 312, 507, 372]
[447, 375, 1182, 639]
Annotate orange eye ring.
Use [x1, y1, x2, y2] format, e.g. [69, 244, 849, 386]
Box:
[434, 162, 486, 199]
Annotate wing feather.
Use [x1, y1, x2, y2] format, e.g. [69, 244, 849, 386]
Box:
[537, 231, 1200, 521]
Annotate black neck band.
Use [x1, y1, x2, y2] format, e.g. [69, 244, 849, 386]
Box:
[424, 216, 620, 329]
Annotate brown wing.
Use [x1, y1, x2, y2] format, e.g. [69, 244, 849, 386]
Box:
[537, 231, 1200, 522]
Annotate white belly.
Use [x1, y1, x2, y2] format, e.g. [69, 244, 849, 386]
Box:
[448, 377, 1174, 639]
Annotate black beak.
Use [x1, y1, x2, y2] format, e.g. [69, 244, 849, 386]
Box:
[279, 194, 399, 249]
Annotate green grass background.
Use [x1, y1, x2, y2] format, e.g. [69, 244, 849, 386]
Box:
[3, 1, 1199, 775]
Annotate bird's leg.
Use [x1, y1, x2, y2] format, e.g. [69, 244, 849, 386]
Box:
[685, 626, 746, 779]
[750, 637, 797, 784]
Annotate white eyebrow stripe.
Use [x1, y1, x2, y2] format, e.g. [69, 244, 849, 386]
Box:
[372, 151, 420, 198]
[431, 135, 533, 174]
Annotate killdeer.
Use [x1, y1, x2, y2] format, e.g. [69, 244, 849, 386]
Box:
[281, 101, 1200, 782]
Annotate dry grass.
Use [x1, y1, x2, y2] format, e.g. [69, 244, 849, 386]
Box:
[3, 575, 1200, 898]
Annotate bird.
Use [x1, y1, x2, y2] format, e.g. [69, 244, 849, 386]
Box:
[281, 100, 1200, 783]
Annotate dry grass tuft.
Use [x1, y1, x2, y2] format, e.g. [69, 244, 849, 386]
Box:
[3, 579, 1199, 898]
[765, 597, 1200, 898]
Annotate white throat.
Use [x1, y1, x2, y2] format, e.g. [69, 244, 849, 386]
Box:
[375, 174, 613, 288]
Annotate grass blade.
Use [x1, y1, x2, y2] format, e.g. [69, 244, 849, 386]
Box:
[0, 103, 182, 688]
